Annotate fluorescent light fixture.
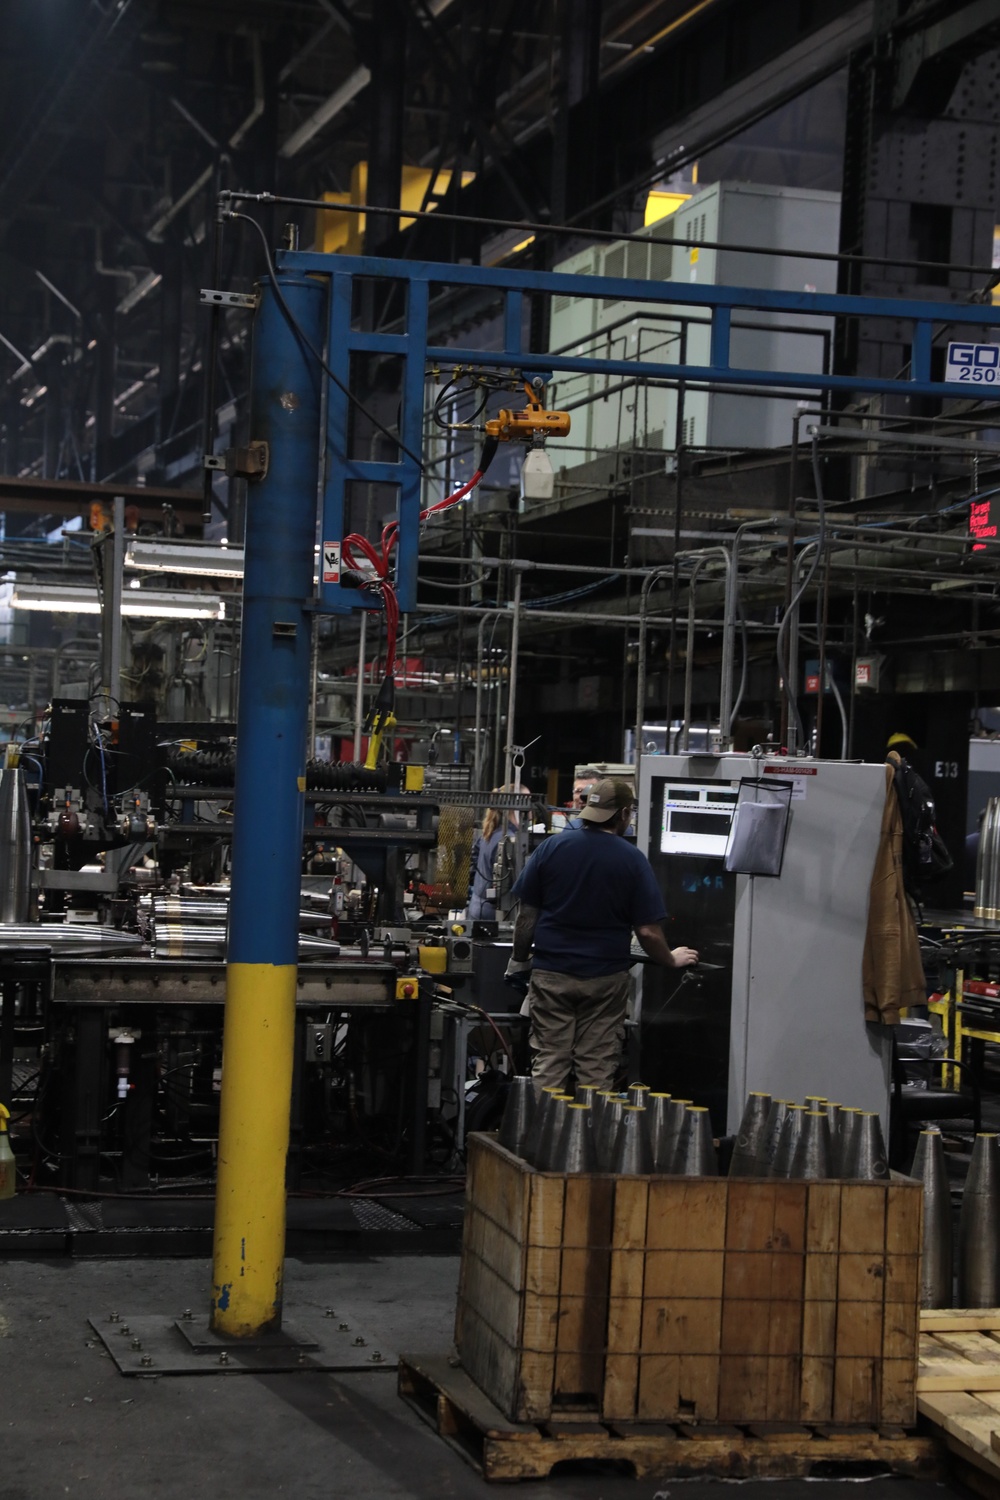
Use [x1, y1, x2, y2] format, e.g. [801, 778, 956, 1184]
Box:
[126, 541, 327, 586]
[125, 540, 246, 578]
[10, 582, 226, 620]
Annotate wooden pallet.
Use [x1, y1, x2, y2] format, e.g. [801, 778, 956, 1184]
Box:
[399, 1353, 941, 1483]
[918, 1310, 1000, 1498]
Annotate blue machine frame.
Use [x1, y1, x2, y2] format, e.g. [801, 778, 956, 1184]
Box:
[212, 246, 1000, 1333]
[277, 247, 1000, 616]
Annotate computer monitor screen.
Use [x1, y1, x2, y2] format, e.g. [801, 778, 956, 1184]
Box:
[659, 783, 737, 857]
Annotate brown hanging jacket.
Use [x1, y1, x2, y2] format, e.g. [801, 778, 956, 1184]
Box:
[862, 756, 926, 1024]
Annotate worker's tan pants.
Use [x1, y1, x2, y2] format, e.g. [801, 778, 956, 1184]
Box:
[527, 967, 628, 1095]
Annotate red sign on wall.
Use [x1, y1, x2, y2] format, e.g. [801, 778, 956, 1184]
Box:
[970, 496, 998, 551]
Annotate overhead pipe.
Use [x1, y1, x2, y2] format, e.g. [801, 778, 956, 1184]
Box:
[787, 542, 819, 753]
[473, 609, 503, 792]
[723, 522, 775, 740]
[681, 549, 730, 752]
[635, 568, 670, 785]
[502, 571, 522, 789]
[417, 599, 681, 628]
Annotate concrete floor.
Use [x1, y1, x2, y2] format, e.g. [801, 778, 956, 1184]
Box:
[0, 1252, 969, 1500]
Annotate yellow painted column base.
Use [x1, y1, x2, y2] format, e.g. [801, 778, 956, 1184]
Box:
[211, 961, 297, 1336]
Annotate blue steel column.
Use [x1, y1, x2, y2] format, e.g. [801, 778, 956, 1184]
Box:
[211, 270, 324, 1336]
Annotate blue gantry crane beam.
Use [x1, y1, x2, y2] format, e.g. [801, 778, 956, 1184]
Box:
[211, 240, 1000, 1338]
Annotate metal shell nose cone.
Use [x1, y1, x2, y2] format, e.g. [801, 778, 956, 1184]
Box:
[644, 1093, 672, 1173]
[912, 1127, 952, 1308]
[772, 1104, 806, 1178]
[0, 766, 31, 923]
[659, 1097, 691, 1173]
[558, 1103, 597, 1174]
[536, 1095, 573, 1172]
[675, 1106, 718, 1177]
[729, 1092, 772, 1177]
[596, 1096, 627, 1171]
[497, 1076, 536, 1159]
[523, 1086, 566, 1166]
[754, 1099, 790, 1176]
[611, 1105, 653, 1175]
[959, 1132, 1000, 1307]
[789, 1110, 833, 1180]
[834, 1107, 863, 1177]
[844, 1111, 888, 1181]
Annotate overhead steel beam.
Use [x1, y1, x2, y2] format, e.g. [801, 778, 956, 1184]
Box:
[278, 0, 457, 159]
[380, 0, 870, 259]
[892, 0, 1000, 110]
[649, 2, 874, 175]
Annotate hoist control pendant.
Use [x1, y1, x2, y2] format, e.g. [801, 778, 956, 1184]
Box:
[0, 1103, 15, 1199]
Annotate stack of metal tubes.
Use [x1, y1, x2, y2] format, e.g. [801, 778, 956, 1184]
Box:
[140, 894, 346, 962]
[495, 1078, 719, 1177]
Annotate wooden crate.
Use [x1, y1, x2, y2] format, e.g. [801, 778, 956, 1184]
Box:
[455, 1132, 614, 1420]
[604, 1175, 921, 1426]
[455, 1133, 921, 1428]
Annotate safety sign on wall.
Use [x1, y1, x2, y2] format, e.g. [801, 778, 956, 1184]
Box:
[322, 542, 340, 584]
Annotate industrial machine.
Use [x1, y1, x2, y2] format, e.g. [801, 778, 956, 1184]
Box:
[636, 752, 893, 1136]
[0, 709, 531, 1194]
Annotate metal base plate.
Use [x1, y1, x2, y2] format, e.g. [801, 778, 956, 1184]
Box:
[89, 1310, 396, 1376]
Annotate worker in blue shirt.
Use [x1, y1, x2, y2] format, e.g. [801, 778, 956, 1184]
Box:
[507, 777, 698, 1093]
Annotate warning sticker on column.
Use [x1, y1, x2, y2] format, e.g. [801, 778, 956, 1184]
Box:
[322, 542, 340, 584]
[763, 763, 816, 800]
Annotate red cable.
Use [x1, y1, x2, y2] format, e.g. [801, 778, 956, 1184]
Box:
[344, 467, 486, 685]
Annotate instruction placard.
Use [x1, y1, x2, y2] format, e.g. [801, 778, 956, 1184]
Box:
[763, 763, 816, 800]
[322, 541, 340, 585]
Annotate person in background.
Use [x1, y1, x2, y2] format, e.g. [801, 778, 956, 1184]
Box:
[573, 768, 601, 810]
[506, 777, 698, 1092]
[468, 785, 528, 921]
[562, 767, 601, 830]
